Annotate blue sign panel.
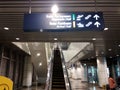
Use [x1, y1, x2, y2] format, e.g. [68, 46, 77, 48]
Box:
[24, 12, 104, 32]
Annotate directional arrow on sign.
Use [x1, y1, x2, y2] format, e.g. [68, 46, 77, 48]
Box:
[94, 22, 101, 27]
[93, 14, 100, 20]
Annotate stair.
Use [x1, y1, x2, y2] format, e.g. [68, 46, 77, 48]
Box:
[52, 49, 66, 90]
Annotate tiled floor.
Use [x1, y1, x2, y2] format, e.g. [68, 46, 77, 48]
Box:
[70, 78, 102, 90]
[19, 78, 103, 90]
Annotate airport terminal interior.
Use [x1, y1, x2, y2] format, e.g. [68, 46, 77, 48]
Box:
[0, 0, 120, 90]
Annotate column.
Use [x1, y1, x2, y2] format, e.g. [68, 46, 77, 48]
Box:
[80, 63, 88, 82]
[97, 57, 108, 87]
[23, 56, 33, 87]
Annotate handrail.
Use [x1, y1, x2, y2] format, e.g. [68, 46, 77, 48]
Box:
[59, 48, 72, 90]
[45, 50, 54, 90]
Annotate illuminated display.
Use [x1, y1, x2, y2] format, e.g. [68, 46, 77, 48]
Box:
[24, 12, 104, 32]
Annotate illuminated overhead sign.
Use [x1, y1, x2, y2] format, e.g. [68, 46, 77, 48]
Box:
[24, 12, 104, 32]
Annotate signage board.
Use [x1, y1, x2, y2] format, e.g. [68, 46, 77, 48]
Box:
[24, 12, 104, 32]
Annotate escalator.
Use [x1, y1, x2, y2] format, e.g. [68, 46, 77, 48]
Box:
[52, 49, 66, 90]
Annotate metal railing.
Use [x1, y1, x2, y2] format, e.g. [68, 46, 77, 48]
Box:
[45, 50, 54, 90]
[59, 48, 72, 90]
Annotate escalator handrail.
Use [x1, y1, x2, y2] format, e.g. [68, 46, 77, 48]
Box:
[45, 50, 54, 90]
[59, 48, 72, 90]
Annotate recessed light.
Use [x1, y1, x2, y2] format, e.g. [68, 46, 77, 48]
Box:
[39, 62, 42, 66]
[16, 38, 20, 40]
[40, 29, 43, 32]
[118, 44, 120, 47]
[4, 27, 9, 30]
[116, 55, 119, 57]
[37, 53, 40, 56]
[108, 49, 112, 51]
[92, 38, 96, 41]
[104, 28, 108, 31]
[54, 38, 58, 41]
[84, 64, 86, 66]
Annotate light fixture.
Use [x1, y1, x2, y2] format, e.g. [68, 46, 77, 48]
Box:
[118, 44, 120, 47]
[104, 28, 108, 31]
[116, 55, 119, 57]
[92, 38, 96, 41]
[4, 27, 9, 30]
[84, 64, 86, 66]
[54, 38, 58, 41]
[16, 38, 20, 40]
[39, 62, 42, 66]
[108, 49, 112, 51]
[40, 29, 43, 32]
[37, 53, 40, 56]
[51, 4, 59, 13]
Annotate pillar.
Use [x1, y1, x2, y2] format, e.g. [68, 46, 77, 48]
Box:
[80, 63, 88, 82]
[97, 57, 108, 87]
[23, 56, 33, 87]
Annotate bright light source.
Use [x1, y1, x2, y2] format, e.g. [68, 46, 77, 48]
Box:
[16, 38, 20, 40]
[4, 27, 9, 30]
[116, 55, 119, 57]
[104, 28, 108, 31]
[54, 38, 58, 41]
[51, 4, 59, 13]
[92, 38, 96, 41]
[40, 29, 43, 32]
[118, 44, 120, 47]
[108, 49, 112, 51]
[39, 62, 42, 66]
[37, 53, 40, 56]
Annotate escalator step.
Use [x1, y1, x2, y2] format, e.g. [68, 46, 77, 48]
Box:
[52, 85, 65, 88]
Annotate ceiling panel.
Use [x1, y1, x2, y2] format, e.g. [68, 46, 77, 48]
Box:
[0, 0, 120, 59]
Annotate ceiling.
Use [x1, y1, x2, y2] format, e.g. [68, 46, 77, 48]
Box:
[0, 0, 120, 59]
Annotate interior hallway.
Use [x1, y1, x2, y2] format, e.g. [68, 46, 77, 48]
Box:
[19, 78, 102, 90]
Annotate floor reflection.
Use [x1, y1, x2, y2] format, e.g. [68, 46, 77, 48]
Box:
[19, 79, 102, 90]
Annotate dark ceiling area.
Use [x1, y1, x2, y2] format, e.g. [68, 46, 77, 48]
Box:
[0, 0, 120, 59]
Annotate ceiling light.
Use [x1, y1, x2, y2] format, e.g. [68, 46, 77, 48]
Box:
[54, 38, 58, 41]
[39, 62, 42, 66]
[40, 29, 43, 32]
[16, 38, 20, 40]
[51, 4, 59, 13]
[37, 53, 40, 56]
[84, 64, 86, 66]
[104, 28, 108, 31]
[118, 44, 120, 47]
[108, 49, 112, 51]
[4, 27, 9, 30]
[92, 38, 96, 41]
[116, 55, 119, 57]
